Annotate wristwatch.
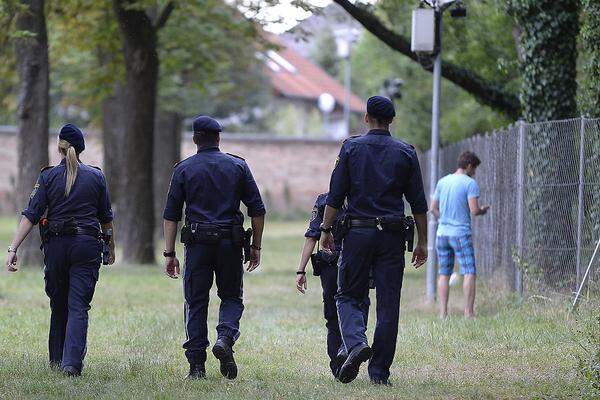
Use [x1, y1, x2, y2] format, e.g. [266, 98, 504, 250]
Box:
[163, 250, 176, 258]
[319, 223, 332, 233]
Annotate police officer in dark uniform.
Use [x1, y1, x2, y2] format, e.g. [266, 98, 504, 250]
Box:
[162, 115, 265, 380]
[319, 96, 428, 385]
[295, 193, 369, 379]
[6, 124, 115, 377]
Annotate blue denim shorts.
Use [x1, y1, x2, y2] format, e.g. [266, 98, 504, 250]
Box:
[436, 234, 476, 276]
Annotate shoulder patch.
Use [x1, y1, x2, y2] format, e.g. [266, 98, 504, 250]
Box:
[40, 165, 54, 172]
[226, 152, 245, 161]
[343, 134, 361, 143]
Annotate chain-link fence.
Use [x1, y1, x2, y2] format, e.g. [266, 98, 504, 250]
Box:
[420, 117, 600, 298]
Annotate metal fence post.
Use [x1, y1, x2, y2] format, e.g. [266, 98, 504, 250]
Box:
[515, 120, 526, 295]
[575, 116, 586, 288]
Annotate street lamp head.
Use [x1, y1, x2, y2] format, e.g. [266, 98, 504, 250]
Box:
[450, 1, 467, 18]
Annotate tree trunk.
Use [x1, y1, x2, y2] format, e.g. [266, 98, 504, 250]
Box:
[14, 0, 49, 267]
[153, 110, 181, 238]
[101, 86, 125, 204]
[113, 0, 159, 264]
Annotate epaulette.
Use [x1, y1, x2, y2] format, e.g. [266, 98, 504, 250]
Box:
[226, 152, 245, 161]
[89, 165, 102, 171]
[343, 134, 361, 143]
[40, 165, 54, 172]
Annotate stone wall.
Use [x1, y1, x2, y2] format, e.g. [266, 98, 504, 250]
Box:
[0, 127, 342, 217]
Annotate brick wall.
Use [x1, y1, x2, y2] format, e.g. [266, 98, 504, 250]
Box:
[0, 128, 342, 217]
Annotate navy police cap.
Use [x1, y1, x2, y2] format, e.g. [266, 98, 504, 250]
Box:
[193, 115, 222, 133]
[59, 123, 85, 153]
[366, 96, 396, 119]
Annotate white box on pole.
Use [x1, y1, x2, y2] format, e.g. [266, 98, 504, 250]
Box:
[411, 8, 435, 53]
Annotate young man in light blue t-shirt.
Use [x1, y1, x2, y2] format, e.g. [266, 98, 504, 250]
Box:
[430, 151, 489, 318]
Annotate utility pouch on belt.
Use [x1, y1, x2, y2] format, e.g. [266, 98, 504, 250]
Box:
[310, 250, 339, 277]
[180, 224, 221, 245]
[404, 216, 415, 252]
[39, 218, 78, 246]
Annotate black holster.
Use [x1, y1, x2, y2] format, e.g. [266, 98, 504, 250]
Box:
[310, 250, 339, 276]
[101, 229, 113, 265]
[242, 228, 252, 263]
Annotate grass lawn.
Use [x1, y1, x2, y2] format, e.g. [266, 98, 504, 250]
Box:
[0, 217, 594, 399]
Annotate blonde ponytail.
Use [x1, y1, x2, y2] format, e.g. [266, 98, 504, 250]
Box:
[58, 139, 79, 197]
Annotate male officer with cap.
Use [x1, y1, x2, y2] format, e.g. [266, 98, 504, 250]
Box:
[320, 96, 428, 385]
[162, 115, 266, 380]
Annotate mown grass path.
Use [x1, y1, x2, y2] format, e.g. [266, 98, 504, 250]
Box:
[0, 220, 589, 399]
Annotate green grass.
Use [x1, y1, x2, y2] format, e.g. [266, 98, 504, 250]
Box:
[0, 218, 594, 399]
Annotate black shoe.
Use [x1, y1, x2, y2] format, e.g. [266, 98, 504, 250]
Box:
[337, 343, 372, 384]
[186, 364, 206, 379]
[333, 348, 348, 379]
[62, 365, 81, 377]
[371, 378, 392, 386]
[212, 337, 237, 380]
[50, 361, 62, 371]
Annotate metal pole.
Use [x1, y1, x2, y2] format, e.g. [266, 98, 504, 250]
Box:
[515, 120, 526, 295]
[426, 9, 442, 303]
[572, 236, 600, 311]
[343, 57, 351, 136]
[575, 117, 586, 287]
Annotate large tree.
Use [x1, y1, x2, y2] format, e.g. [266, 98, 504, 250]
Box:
[112, 0, 175, 264]
[14, 0, 49, 266]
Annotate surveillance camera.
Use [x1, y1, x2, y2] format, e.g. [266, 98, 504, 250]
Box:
[450, 3, 466, 18]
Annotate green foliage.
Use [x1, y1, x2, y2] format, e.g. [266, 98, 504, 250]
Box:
[506, 0, 579, 122]
[580, 0, 600, 118]
[348, 0, 516, 148]
[310, 27, 341, 77]
[577, 310, 600, 399]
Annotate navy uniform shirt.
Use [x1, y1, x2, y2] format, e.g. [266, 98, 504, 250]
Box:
[326, 129, 428, 218]
[23, 160, 114, 229]
[305, 193, 346, 252]
[163, 146, 265, 226]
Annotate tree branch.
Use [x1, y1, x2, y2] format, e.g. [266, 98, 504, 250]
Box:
[154, 2, 175, 31]
[333, 0, 521, 119]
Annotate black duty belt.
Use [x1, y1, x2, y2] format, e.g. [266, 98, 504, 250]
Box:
[347, 217, 405, 230]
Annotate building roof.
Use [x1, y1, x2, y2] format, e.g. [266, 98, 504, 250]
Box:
[264, 35, 365, 114]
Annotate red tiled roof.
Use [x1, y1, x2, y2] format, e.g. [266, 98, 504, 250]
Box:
[265, 35, 365, 113]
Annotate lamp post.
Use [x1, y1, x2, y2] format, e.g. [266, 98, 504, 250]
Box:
[412, 0, 466, 303]
[335, 28, 359, 137]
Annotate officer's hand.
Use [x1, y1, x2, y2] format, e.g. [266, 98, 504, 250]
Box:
[165, 257, 180, 279]
[6, 252, 18, 272]
[107, 249, 116, 266]
[296, 273, 307, 294]
[247, 248, 260, 272]
[412, 244, 427, 268]
[320, 232, 335, 253]
[481, 205, 490, 215]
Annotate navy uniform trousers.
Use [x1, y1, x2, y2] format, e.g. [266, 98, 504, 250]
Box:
[336, 227, 405, 381]
[43, 235, 101, 370]
[183, 239, 244, 365]
[320, 261, 369, 376]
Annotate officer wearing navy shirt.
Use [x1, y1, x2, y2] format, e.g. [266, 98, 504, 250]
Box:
[162, 115, 265, 380]
[320, 96, 428, 385]
[6, 124, 115, 377]
[295, 193, 369, 379]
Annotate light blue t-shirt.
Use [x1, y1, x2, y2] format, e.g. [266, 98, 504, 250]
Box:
[434, 173, 480, 237]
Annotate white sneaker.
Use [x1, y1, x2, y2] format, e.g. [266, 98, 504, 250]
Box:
[449, 272, 460, 287]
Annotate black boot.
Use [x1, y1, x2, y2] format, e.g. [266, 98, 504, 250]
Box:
[333, 347, 348, 379]
[337, 343, 372, 384]
[212, 337, 237, 380]
[62, 365, 81, 377]
[186, 364, 206, 379]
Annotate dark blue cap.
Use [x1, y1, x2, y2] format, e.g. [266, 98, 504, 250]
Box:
[367, 96, 396, 119]
[59, 124, 85, 153]
[193, 116, 222, 133]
